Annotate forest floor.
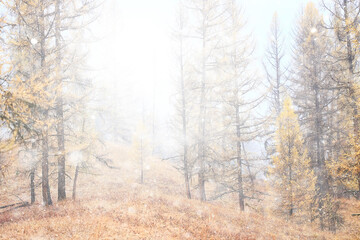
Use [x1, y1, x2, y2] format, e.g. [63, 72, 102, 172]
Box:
[0, 144, 360, 239]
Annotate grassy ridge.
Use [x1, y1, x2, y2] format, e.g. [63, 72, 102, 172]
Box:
[0, 144, 359, 239]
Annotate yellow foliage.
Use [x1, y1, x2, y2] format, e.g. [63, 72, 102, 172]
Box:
[269, 97, 316, 219]
[327, 84, 360, 194]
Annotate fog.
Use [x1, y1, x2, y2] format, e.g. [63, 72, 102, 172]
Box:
[0, 0, 359, 238]
[85, 0, 309, 156]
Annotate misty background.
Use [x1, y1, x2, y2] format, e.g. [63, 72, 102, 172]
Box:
[87, 0, 308, 157]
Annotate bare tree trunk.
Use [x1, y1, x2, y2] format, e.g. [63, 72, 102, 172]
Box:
[56, 96, 66, 201]
[315, 82, 326, 229]
[152, 62, 156, 155]
[198, 92, 206, 202]
[236, 104, 244, 211]
[40, 0, 52, 206]
[357, 173, 360, 199]
[41, 131, 52, 206]
[72, 164, 79, 200]
[55, 0, 66, 201]
[182, 75, 191, 199]
[273, 14, 282, 116]
[184, 155, 191, 199]
[140, 137, 144, 184]
[233, 16, 244, 210]
[198, 0, 207, 202]
[178, 9, 191, 199]
[242, 143, 255, 196]
[289, 165, 293, 217]
[30, 167, 35, 204]
[264, 13, 285, 117]
[182, 93, 191, 199]
[140, 99, 145, 184]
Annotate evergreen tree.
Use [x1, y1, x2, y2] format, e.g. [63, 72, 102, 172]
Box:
[217, 0, 263, 211]
[270, 97, 316, 219]
[323, 0, 360, 200]
[291, 2, 340, 230]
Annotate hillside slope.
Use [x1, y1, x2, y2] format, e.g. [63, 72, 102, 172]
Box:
[0, 144, 359, 239]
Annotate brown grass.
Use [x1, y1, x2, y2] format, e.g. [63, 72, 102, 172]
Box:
[0, 144, 359, 239]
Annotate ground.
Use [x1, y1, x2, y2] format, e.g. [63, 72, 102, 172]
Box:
[0, 144, 359, 239]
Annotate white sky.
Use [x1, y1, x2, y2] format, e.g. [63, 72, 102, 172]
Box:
[87, 0, 312, 149]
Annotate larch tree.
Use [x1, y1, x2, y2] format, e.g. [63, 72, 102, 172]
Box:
[185, 0, 229, 201]
[3, 0, 98, 205]
[54, 0, 66, 201]
[5, 0, 59, 206]
[0, 8, 50, 204]
[323, 0, 360, 200]
[173, 1, 192, 199]
[216, 0, 263, 211]
[264, 12, 287, 158]
[0, 18, 37, 188]
[269, 96, 316, 219]
[264, 12, 287, 116]
[291, 2, 340, 230]
[327, 86, 360, 201]
[53, 0, 99, 201]
[132, 121, 151, 184]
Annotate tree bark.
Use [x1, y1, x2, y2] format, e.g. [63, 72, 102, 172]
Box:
[41, 130, 52, 206]
[72, 164, 79, 200]
[55, 0, 66, 202]
[274, 15, 281, 115]
[343, 0, 360, 200]
[30, 167, 35, 204]
[140, 137, 144, 184]
[198, 0, 207, 202]
[289, 165, 293, 217]
[236, 104, 244, 211]
[40, 0, 52, 206]
[178, 11, 191, 199]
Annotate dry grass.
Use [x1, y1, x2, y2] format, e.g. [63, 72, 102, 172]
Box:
[0, 144, 359, 239]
